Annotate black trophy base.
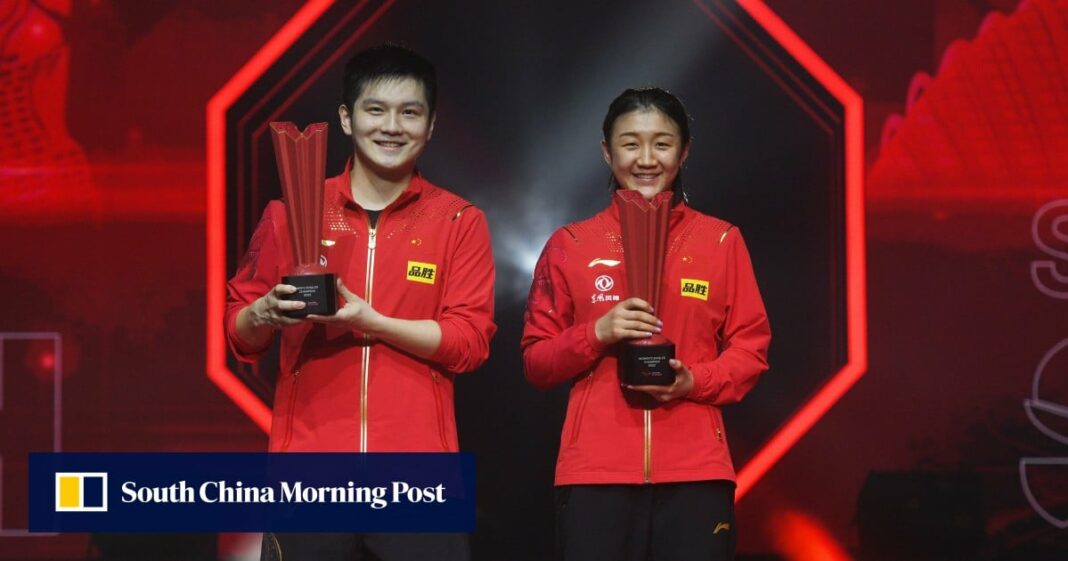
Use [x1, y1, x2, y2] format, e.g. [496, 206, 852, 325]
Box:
[619, 335, 676, 386]
[281, 273, 337, 318]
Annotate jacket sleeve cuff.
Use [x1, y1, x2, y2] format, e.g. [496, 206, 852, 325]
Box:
[429, 322, 459, 365]
[687, 361, 719, 402]
[430, 317, 492, 373]
[584, 321, 609, 354]
[225, 306, 272, 362]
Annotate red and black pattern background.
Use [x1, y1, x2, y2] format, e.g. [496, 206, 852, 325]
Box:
[2, 0, 1067, 559]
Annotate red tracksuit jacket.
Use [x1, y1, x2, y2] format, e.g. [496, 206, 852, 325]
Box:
[522, 193, 771, 485]
[226, 163, 496, 452]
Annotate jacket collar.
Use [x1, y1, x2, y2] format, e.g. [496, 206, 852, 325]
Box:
[331, 158, 425, 211]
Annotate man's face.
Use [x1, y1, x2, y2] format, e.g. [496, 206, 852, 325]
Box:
[339, 77, 434, 178]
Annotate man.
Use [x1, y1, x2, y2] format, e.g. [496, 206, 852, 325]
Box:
[225, 44, 496, 561]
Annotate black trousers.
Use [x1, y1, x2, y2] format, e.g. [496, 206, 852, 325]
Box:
[556, 481, 736, 561]
[261, 532, 469, 561]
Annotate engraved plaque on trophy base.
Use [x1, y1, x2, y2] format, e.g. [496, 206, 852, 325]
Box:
[281, 273, 337, 318]
[619, 334, 676, 386]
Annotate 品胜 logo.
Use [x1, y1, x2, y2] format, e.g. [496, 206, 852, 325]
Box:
[680, 278, 710, 301]
[407, 261, 438, 285]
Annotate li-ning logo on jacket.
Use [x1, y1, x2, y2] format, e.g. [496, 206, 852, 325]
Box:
[588, 258, 621, 268]
[681, 278, 709, 300]
[407, 261, 437, 284]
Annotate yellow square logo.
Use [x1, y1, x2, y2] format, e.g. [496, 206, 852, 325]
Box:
[680, 278, 710, 301]
[55, 472, 108, 512]
[406, 261, 438, 284]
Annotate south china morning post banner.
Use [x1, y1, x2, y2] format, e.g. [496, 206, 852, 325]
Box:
[29, 453, 475, 532]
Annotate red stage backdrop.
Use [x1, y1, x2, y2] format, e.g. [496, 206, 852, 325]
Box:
[1, 1, 1066, 560]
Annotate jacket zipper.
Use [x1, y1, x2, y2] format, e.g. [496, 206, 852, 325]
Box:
[431, 372, 449, 450]
[280, 370, 300, 451]
[360, 223, 377, 453]
[643, 408, 652, 483]
[708, 408, 724, 442]
[568, 372, 594, 445]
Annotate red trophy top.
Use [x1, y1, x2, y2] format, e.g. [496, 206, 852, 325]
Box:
[615, 189, 673, 346]
[269, 122, 329, 276]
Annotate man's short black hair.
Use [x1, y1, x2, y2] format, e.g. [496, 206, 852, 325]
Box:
[341, 44, 437, 115]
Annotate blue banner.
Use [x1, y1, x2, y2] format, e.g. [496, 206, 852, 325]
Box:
[29, 453, 475, 532]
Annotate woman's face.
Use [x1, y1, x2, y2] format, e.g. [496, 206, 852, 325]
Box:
[602, 108, 688, 201]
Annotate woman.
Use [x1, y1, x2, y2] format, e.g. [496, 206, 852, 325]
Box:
[521, 88, 771, 561]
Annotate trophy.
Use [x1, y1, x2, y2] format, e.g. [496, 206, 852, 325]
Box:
[269, 122, 337, 318]
[617, 189, 675, 386]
